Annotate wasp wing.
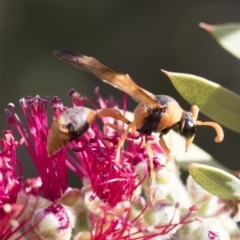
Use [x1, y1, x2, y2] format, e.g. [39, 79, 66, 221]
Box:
[53, 50, 160, 108]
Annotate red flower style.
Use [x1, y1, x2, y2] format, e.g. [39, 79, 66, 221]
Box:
[6, 96, 68, 201]
[0, 88, 199, 240]
[66, 89, 149, 207]
[0, 131, 41, 239]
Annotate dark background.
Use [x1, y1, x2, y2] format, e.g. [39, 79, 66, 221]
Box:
[1, 1, 240, 179]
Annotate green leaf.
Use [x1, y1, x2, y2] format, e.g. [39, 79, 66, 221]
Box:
[162, 70, 240, 133]
[200, 22, 240, 60]
[189, 163, 240, 200]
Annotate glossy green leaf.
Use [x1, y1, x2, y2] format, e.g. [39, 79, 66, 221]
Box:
[162, 70, 240, 133]
[189, 163, 240, 200]
[200, 22, 240, 60]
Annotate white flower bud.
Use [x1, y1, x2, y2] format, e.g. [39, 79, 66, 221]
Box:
[187, 176, 220, 216]
[155, 166, 172, 184]
[16, 192, 53, 235]
[174, 221, 201, 240]
[193, 218, 230, 240]
[32, 204, 75, 240]
[83, 191, 102, 213]
[144, 198, 179, 227]
[187, 176, 212, 203]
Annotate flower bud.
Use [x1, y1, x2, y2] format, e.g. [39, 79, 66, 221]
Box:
[187, 176, 212, 203]
[144, 198, 179, 227]
[155, 167, 171, 184]
[83, 191, 102, 213]
[193, 218, 230, 240]
[32, 204, 75, 240]
[175, 221, 201, 240]
[131, 196, 146, 220]
[187, 176, 220, 216]
[58, 188, 83, 207]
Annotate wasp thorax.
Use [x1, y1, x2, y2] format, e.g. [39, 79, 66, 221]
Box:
[179, 111, 195, 139]
[134, 103, 169, 135]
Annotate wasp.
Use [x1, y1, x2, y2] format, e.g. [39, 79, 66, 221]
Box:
[47, 50, 224, 160]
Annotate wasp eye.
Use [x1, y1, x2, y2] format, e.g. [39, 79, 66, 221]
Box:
[180, 112, 195, 139]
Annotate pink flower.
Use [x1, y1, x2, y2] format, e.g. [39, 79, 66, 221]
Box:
[0, 88, 199, 240]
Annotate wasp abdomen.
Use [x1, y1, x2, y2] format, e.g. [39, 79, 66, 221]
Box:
[138, 107, 165, 134]
[61, 107, 95, 140]
[47, 107, 96, 155]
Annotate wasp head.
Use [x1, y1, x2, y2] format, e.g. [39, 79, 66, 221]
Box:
[179, 111, 196, 140]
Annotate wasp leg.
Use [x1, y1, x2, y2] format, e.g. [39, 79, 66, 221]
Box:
[159, 133, 174, 165]
[96, 108, 131, 124]
[145, 140, 155, 202]
[95, 108, 130, 139]
[159, 134, 171, 155]
[115, 122, 137, 164]
[95, 108, 136, 163]
[103, 122, 124, 135]
[103, 122, 125, 148]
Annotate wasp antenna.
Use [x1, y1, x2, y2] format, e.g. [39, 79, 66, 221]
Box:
[195, 121, 224, 143]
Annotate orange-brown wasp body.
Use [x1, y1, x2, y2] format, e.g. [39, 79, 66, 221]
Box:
[47, 50, 224, 156]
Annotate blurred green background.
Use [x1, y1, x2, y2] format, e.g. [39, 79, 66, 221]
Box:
[1, 1, 240, 179]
